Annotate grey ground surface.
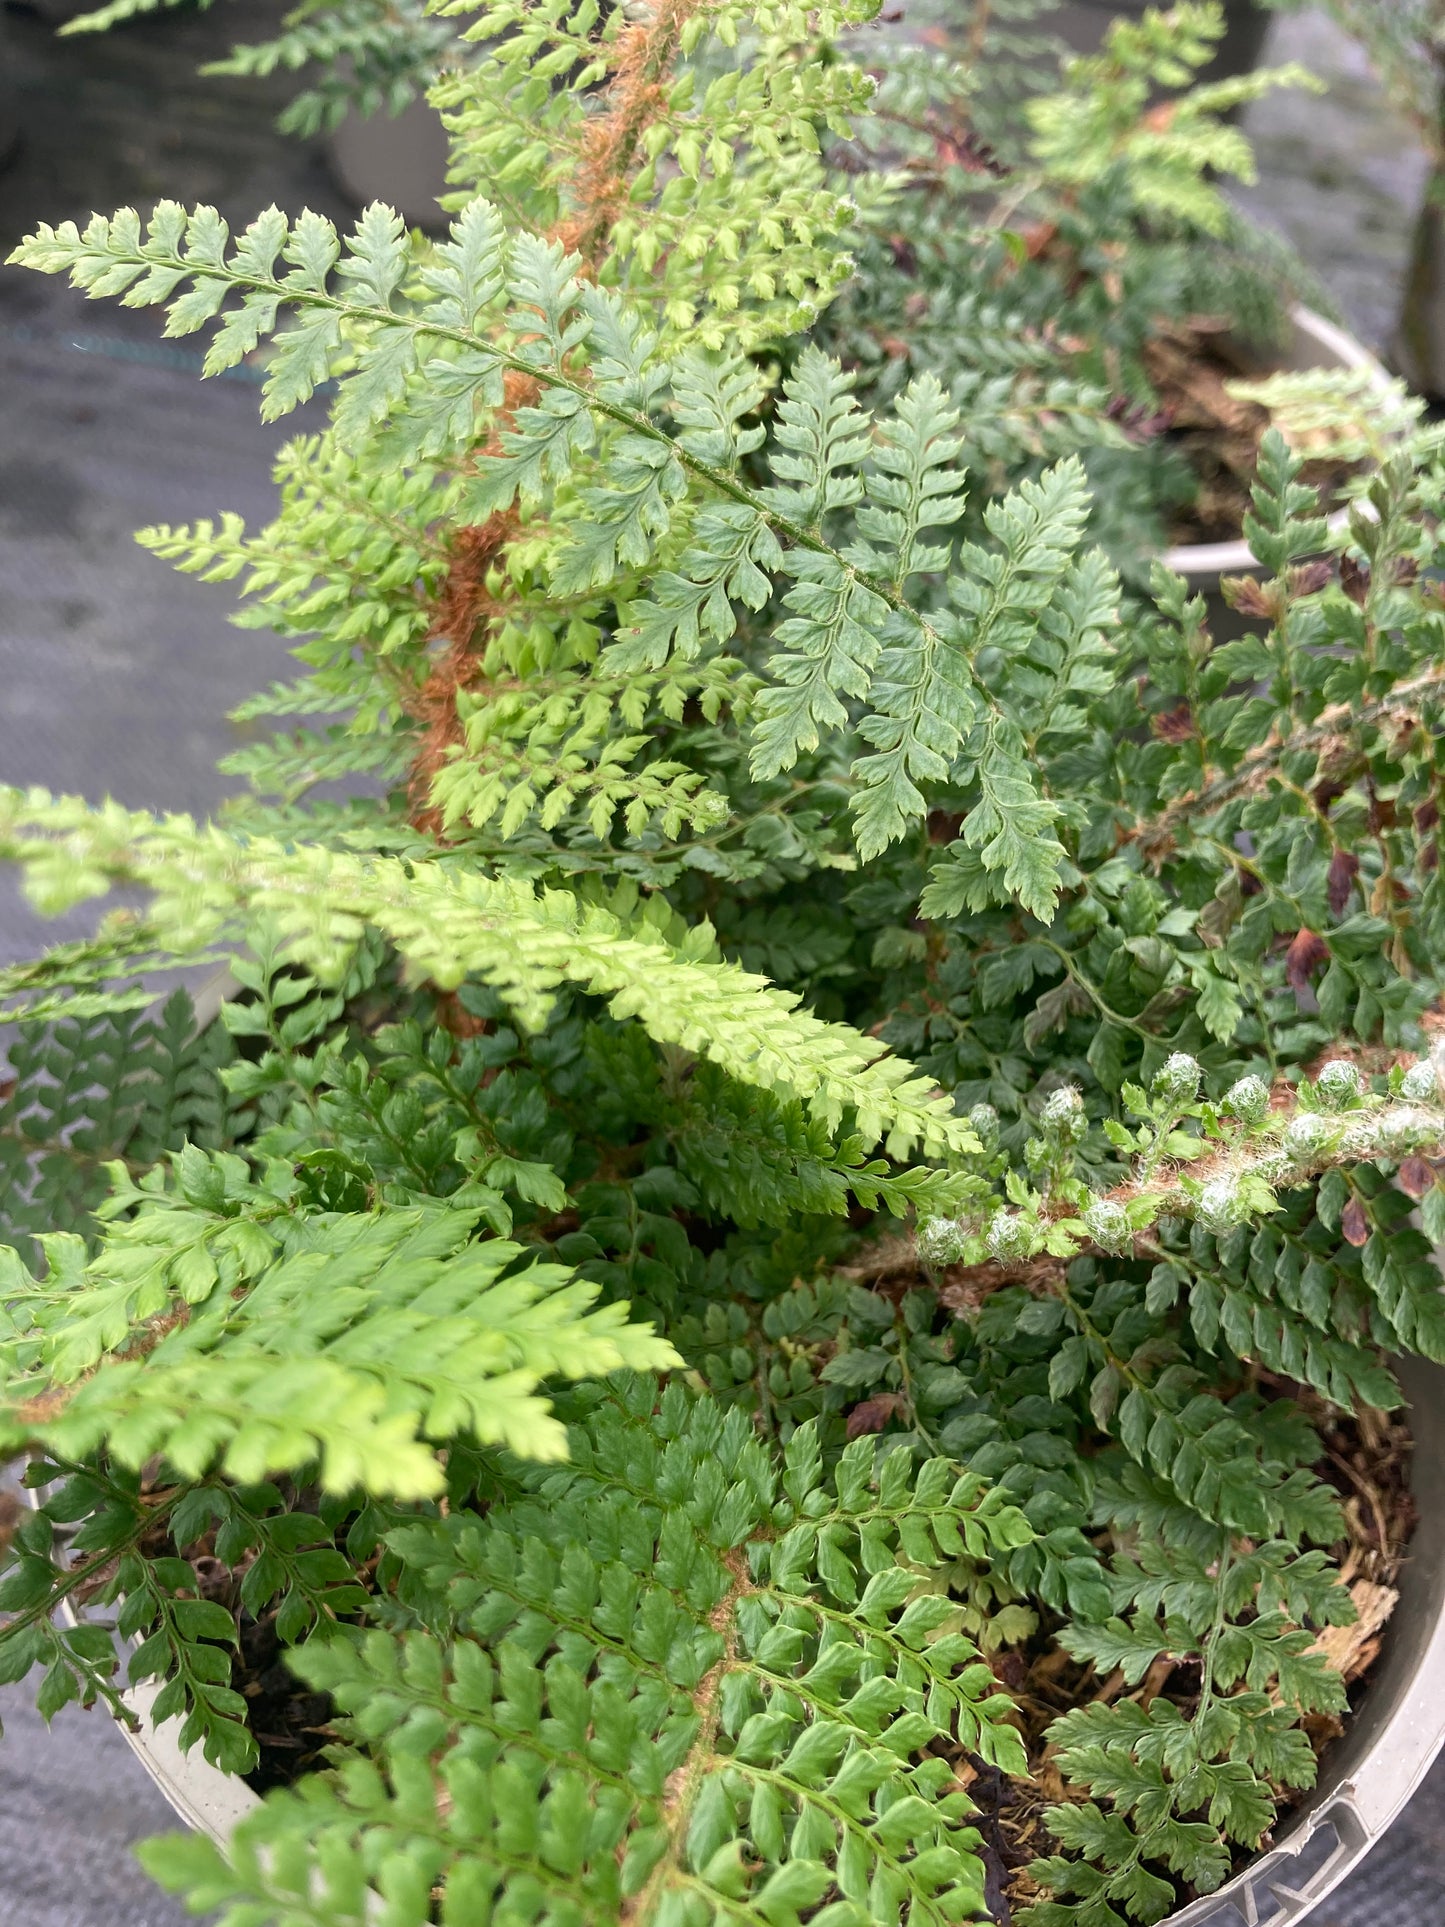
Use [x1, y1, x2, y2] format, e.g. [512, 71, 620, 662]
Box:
[0, 5, 335, 1916]
[0, 1, 1444, 1921]
[0, 0, 336, 967]
[0, 1668, 195, 1927]
[1229, 10, 1432, 358]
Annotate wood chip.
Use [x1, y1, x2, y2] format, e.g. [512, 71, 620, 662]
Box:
[1308, 1578, 1400, 1685]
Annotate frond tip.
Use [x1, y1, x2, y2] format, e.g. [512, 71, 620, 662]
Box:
[0, 790, 975, 1159]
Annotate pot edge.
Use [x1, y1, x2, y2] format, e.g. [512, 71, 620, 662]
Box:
[1160, 304, 1391, 583]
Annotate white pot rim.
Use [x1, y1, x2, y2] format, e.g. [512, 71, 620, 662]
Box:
[1160, 303, 1390, 581]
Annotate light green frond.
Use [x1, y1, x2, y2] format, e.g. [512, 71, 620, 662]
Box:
[762, 348, 873, 532]
[0, 791, 974, 1158]
[1027, 2, 1323, 236]
[1, 1199, 677, 1496]
[854, 373, 968, 590]
[609, 505, 783, 672]
[750, 554, 890, 779]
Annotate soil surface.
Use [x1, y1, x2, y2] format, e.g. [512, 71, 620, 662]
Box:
[1145, 317, 1361, 547]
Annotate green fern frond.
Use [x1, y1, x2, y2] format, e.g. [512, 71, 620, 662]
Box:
[0, 991, 238, 1263]
[58, 0, 212, 32]
[138, 1378, 1032, 1926]
[1026, 1530, 1350, 1922]
[436, 0, 875, 349]
[1, 1189, 676, 1496]
[9, 203, 1108, 884]
[854, 374, 969, 592]
[850, 459, 1094, 886]
[1027, 4, 1323, 237]
[0, 791, 975, 1158]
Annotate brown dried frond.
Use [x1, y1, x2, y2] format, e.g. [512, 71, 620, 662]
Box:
[937, 1255, 1068, 1315]
[1309, 1578, 1397, 1684]
[1132, 823, 1178, 872]
[845, 1392, 908, 1438]
[1150, 703, 1195, 745]
[119, 1309, 191, 1358]
[432, 988, 492, 1039]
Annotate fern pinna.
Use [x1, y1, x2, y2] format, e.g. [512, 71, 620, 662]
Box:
[3, 2, 1445, 1925]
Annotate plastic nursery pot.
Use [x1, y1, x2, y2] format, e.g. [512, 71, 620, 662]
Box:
[1159, 1353, 1445, 1927]
[1160, 304, 1392, 610]
[35, 1356, 1445, 1926]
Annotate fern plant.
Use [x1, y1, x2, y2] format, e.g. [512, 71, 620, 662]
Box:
[820, 0, 1330, 577]
[139, 1380, 1032, 1926]
[3, 4, 1445, 1926]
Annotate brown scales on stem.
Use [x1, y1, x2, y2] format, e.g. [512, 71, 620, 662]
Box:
[620, 1548, 750, 1925]
[407, 492, 529, 839]
[557, 0, 699, 269]
[407, 0, 697, 853]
